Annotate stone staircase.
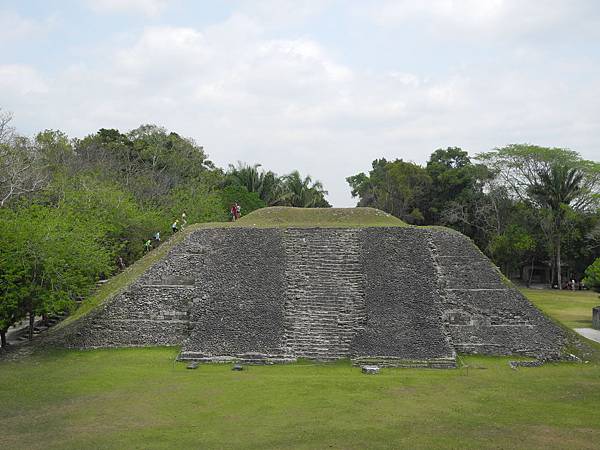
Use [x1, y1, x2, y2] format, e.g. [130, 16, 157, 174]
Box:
[282, 229, 366, 360]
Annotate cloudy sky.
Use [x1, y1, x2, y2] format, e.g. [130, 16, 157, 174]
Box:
[1, 0, 599, 206]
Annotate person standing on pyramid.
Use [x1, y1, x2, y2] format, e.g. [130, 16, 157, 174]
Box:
[181, 211, 187, 229]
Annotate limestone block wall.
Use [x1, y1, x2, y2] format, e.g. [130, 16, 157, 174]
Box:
[351, 228, 455, 366]
[179, 228, 287, 361]
[54, 225, 566, 364]
[429, 227, 565, 358]
[282, 228, 366, 360]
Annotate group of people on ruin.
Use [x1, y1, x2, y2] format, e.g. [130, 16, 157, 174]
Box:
[143, 211, 187, 254]
[141, 203, 241, 255]
[230, 202, 241, 221]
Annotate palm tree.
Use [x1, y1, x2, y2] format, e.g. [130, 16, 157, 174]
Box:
[226, 162, 284, 206]
[529, 164, 584, 289]
[280, 170, 330, 207]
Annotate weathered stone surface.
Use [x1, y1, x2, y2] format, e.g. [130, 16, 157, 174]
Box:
[351, 228, 455, 364]
[283, 228, 365, 360]
[509, 360, 544, 369]
[180, 228, 287, 360]
[361, 365, 380, 374]
[53, 225, 566, 366]
[430, 227, 565, 359]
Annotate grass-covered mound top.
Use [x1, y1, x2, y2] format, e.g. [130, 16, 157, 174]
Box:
[234, 206, 407, 228]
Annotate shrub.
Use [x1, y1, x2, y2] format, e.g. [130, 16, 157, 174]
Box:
[583, 258, 600, 292]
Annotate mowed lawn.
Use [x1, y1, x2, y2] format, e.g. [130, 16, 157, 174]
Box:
[1, 288, 600, 450]
[522, 287, 600, 329]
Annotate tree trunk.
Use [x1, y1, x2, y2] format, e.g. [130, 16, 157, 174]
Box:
[28, 310, 34, 341]
[0, 329, 7, 348]
[556, 234, 562, 290]
[527, 258, 534, 288]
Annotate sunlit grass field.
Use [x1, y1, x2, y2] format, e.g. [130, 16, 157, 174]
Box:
[521, 287, 599, 329]
[2, 288, 600, 450]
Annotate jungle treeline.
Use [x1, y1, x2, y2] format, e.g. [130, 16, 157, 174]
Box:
[347, 146, 600, 292]
[1, 107, 600, 347]
[0, 111, 328, 345]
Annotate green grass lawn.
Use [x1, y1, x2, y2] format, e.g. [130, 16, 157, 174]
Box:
[2, 348, 600, 450]
[235, 206, 406, 228]
[521, 288, 600, 329]
[2, 288, 600, 449]
[3, 211, 600, 450]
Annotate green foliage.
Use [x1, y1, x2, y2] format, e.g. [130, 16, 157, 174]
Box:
[349, 145, 600, 282]
[346, 158, 430, 223]
[489, 224, 536, 275]
[583, 258, 600, 292]
[220, 185, 266, 219]
[426, 147, 489, 223]
[169, 185, 227, 224]
[0, 205, 112, 334]
[279, 170, 330, 208]
[226, 163, 330, 208]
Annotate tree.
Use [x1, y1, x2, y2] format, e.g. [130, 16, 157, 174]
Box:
[347, 158, 430, 223]
[226, 162, 284, 206]
[529, 165, 585, 289]
[280, 170, 330, 208]
[0, 120, 48, 207]
[0, 109, 15, 144]
[0, 205, 112, 342]
[478, 144, 600, 288]
[426, 147, 489, 223]
[220, 185, 266, 217]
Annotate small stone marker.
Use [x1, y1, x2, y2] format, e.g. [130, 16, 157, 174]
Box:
[508, 360, 544, 370]
[232, 364, 244, 371]
[593, 306, 600, 330]
[361, 365, 380, 374]
[186, 361, 200, 369]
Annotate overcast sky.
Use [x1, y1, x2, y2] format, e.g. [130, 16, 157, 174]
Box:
[1, 0, 599, 206]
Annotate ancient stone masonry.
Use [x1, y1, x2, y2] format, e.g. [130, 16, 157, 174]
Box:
[428, 227, 565, 358]
[282, 228, 366, 360]
[54, 225, 566, 366]
[179, 228, 289, 363]
[352, 228, 456, 368]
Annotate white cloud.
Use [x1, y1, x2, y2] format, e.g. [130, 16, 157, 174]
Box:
[237, 0, 332, 28]
[360, 0, 598, 39]
[2, 7, 599, 206]
[0, 10, 56, 41]
[0, 64, 48, 95]
[86, 0, 172, 17]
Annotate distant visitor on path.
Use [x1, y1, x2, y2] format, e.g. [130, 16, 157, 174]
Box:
[230, 203, 237, 221]
[154, 231, 160, 242]
[235, 202, 241, 219]
[181, 211, 187, 229]
[144, 239, 152, 252]
[172, 219, 179, 232]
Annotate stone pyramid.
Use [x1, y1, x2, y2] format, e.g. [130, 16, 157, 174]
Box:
[56, 225, 565, 367]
